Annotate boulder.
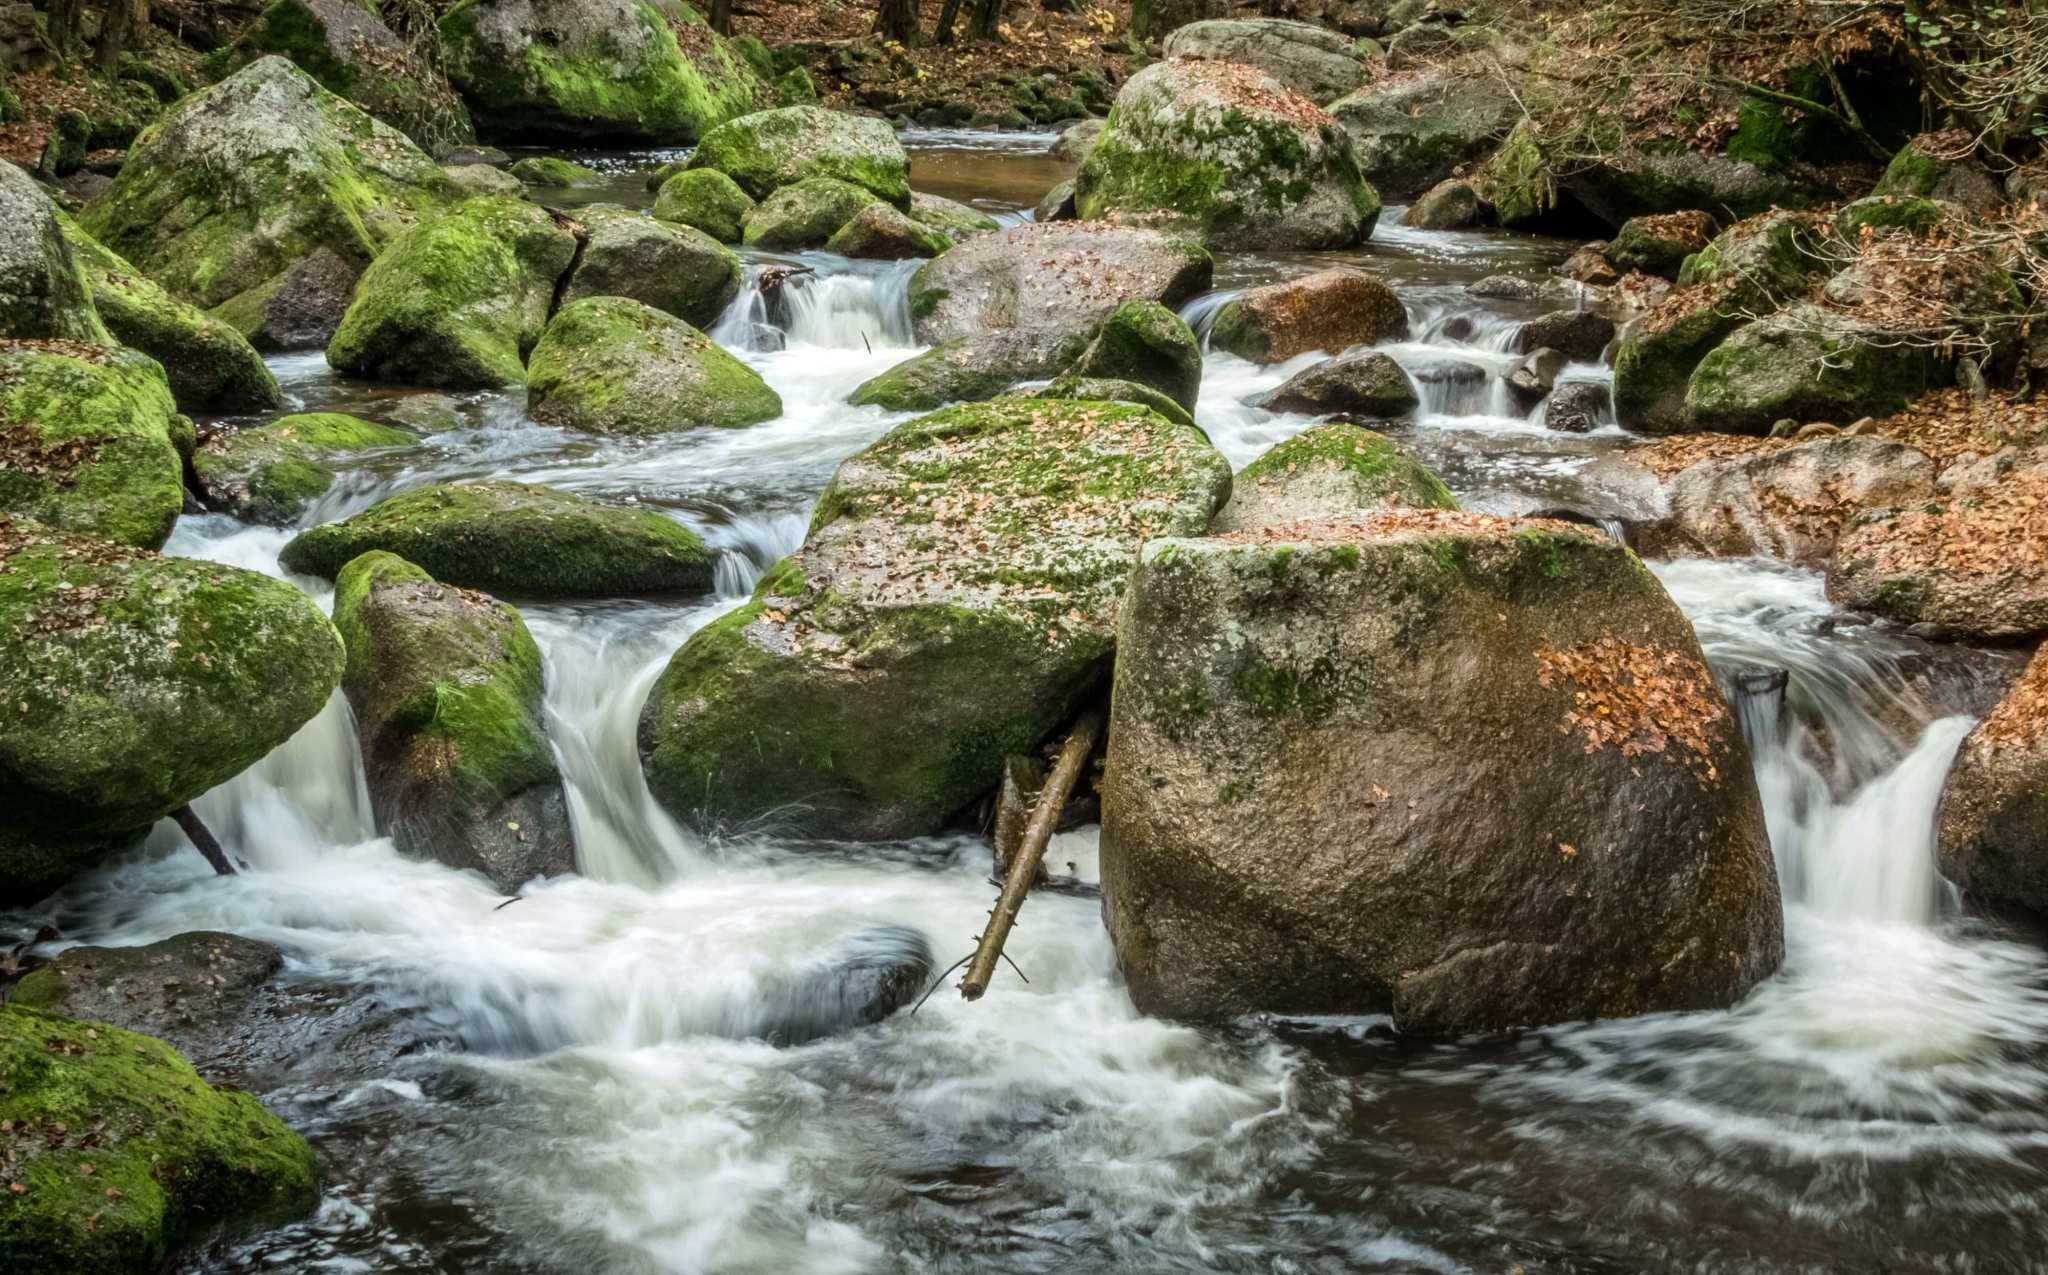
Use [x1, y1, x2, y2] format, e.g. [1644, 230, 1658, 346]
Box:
[1660, 437, 1937, 566]
[8, 932, 283, 1061]
[0, 160, 108, 343]
[333, 551, 574, 891]
[1328, 71, 1512, 201]
[1064, 300, 1203, 413]
[637, 399, 1232, 840]
[509, 155, 603, 186]
[0, 343, 183, 550]
[1828, 466, 2048, 641]
[443, 161, 528, 197]
[685, 104, 910, 204]
[193, 412, 420, 525]
[0, 1004, 318, 1270]
[740, 176, 882, 249]
[1560, 148, 1836, 231]
[279, 480, 715, 597]
[907, 191, 1002, 241]
[1688, 304, 1951, 436]
[558, 207, 741, 329]
[824, 201, 953, 260]
[908, 221, 1212, 345]
[438, 0, 765, 143]
[1872, 133, 2006, 217]
[1076, 58, 1380, 250]
[327, 195, 579, 388]
[1834, 193, 1953, 242]
[1608, 210, 1716, 279]
[1011, 375, 1198, 428]
[1034, 178, 1078, 224]
[440, 143, 513, 166]
[0, 519, 343, 900]
[1261, 348, 1418, 417]
[653, 167, 756, 243]
[1518, 310, 1614, 362]
[206, 246, 361, 352]
[1505, 347, 1567, 410]
[231, 0, 473, 145]
[1211, 422, 1456, 533]
[525, 296, 780, 435]
[1161, 18, 1368, 102]
[745, 925, 933, 1045]
[1938, 646, 2048, 916]
[1207, 267, 1407, 364]
[1402, 177, 1482, 229]
[1049, 117, 1106, 164]
[848, 329, 1085, 412]
[76, 57, 454, 311]
[58, 217, 282, 414]
[1098, 510, 1783, 1033]
[1543, 380, 1609, 433]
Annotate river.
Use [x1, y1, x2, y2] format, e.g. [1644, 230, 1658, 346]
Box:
[12, 132, 2048, 1274]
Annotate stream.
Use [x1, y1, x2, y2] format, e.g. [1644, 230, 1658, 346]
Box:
[12, 131, 2048, 1274]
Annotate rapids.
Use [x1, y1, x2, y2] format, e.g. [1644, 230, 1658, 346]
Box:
[9, 132, 2048, 1274]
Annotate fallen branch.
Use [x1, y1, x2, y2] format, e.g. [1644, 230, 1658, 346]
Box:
[169, 804, 236, 877]
[959, 706, 1102, 1001]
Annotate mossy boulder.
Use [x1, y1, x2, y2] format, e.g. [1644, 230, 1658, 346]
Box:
[1938, 646, 2048, 917]
[1687, 304, 1950, 436]
[75, 57, 455, 312]
[1065, 299, 1203, 413]
[8, 933, 284, 1063]
[0, 160, 109, 344]
[1329, 71, 1513, 201]
[558, 207, 741, 329]
[1010, 375, 1198, 428]
[651, 167, 754, 242]
[1872, 134, 2005, 216]
[637, 399, 1233, 841]
[0, 519, 344, 901]
[443, 161, 527, 198]
[739, 176, 882, 249]
[1212, 422, 1456, 532]
[909, 222, 1213, 345]
[1834, 194, 1951, 241]
[685, 105, 910, 205]
[1162, 18, 1368, 102]
[1607, 210, 1717, 279]
[0, 343, 183, 550]
[1260, 348, 1418, 418]
[525, 296, 780, 435]
[508, 155, 603, 187]
[438, 0, 767, 143]
[58, 217, 282, 414]
[231, 0, 474, 146]
[279, 479, 715, 596]
[1098, 511, 1783, 1033]
[193, 412, 420, 525]
[1207, 266, 1407, 364]
[1827, 467, 2048, 641]
[907, 191, 1001, 241]
[333, 551, 574, 891]
[825, 202, 954, 260]
[0, 1003, 318, 1272]
[327, 195, 579, 388]
[848, 328, 1086, 413]
[1076, 58, 1380, 250]
[1401, 177, 1481, 229]
[205, 247, 362, 354]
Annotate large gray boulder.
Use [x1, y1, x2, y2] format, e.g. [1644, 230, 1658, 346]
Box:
[1687, 304, 1951, 435]
[1162, 18, 1368, 102]
[231, 0, 474, 144]
[1207, 267, 1407, 364]
[558, 206, 742, 329]
[0, 159, 109, 343]
[685, 104, 910, 205]
[1329, 71, 1513, 201]
[1100, 511, 1784, 1034]
[1939, 646, 2048, 917]
[1656, 437, 1936, 567]
[1076, 58, 1380, 250]
[908, 221, 1212, 345]
[1211, 423, 1457, 533]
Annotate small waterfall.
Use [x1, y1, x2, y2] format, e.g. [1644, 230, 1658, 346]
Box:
[711, 259, 919, 352]
[1178, 290, 1241, 347]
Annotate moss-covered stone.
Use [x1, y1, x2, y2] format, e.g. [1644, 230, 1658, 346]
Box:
[739, 176, 883, 249]
[1687, 303, 1951, 435]
[651, 167, 755, 243]
[637, 399, 1232, 841]
[193, 412, 419, 525]
[333, 550, 573, 890]
[439, 0, 767, 143]
[0, 343, 183, 550]
[1213, 422, 1457, 531]
[849, 329, 1087, 413]
[1077, 58, 1380, 249]
[685, 104, 910, 205]
[1066, 299, 1203, 412]
[525, 296, 780, 435]
[1872, 134, 2005, 215]
[1833, 194, 1949, 241]
[1207, 266, 1407, 364]
[231, 0, 474, 147]
[1010, 375, 1199, 428]
[327, 195, 578, 388]
[1328, 70, 1513, 201]
[508, 155, 603, 187]
[907, 191, 1001, 241]
[0, 161, 110, 345]
[557, 207, 740, 329]
[9, 933, 285, 1060]
[0, 519, 344, 899]
[1607, 210, 1716, 279]
[0, 1003, 318, 1272]
[909, 222, 1213, 345]
[75, 57, 455, 311]
[57, 216, 282, 414]
[279, 479, 714, 596]
[824, 201, 954, 260]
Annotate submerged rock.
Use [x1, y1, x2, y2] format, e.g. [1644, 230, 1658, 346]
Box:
[334, 551, 574, 892]
[1518, 310, 1614, 363]
[525, 296, 781, 435]
[326, 195, 579, 388]
[1828, 466, 2048, 641]
[1543, 380, 1610, 433]
[638, 399, 1231, 841]
[0, 519, 343, 901]
[1076, 58, 1380, 250]
[558, 207, 741, 330]
[280, 480, 715, 597]
[908, 222, 1212, 345]
[652, 167, 756, 243]
[1939, 646, 2048, 917]
[685, 104, 910, 204]
[740, 176, 882, 249]
[1099, 510, 1783, 1034]
[1161, 18, 1368, 102]
[0, 342, 183, 550]
[193, 412, 420, 525]
[741, 924, 934, 1045]
[1207, 267, 1408, 364]
[0, 1003, 319, 1272]
[1329, 71, 1513, 201]
[0, 159, 108, 343]
[1212, 423, 1456, 533]
[849, 328, 1086, 413]
[1260, 348, 1418, 418]
[1065, 299, 1203, 413]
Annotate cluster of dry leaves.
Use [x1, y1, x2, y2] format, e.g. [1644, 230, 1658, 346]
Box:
[1213, 507, 1581, 545]
[1536, 637, 1728, 779]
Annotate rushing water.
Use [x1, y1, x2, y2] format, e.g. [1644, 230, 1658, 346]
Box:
[9, 135, 2048, 1274]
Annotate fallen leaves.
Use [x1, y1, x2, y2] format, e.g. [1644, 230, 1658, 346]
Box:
[1536, 637, 1727, 781]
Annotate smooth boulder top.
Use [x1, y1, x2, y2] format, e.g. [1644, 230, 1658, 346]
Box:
[908, 221, 1213, 345]
[1212, 422, 1458, 533]
[653, 167, 757, 243]
[1162, 18, 1368, 102]
[0, 341, 184, 551]
[0, 159, 110, 344]
[279, 479, 716, 598]
[686, 105, 911, 205]
[1330, 71, 1515, 202]
[525, 296, 781, 435]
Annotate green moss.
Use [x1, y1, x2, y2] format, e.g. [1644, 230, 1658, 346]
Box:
[1872, 575, 1932, 614]
[508, 155, 603, 187]
[740, 177, 882, 249]
[651, 168, 755, 242]
[193, 412, 419, 525]
[1065, 300, 1202, 412]
[0, 345, 183, 550]
[685, 105, 911, 204]
[1725, 68, 1837, 170]
[1237, 423, 1457, 511]
[1873, 143, 1949, 199]
[525, 296, 781, 434]
[1021, 376, 1198, 429]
